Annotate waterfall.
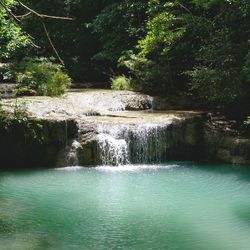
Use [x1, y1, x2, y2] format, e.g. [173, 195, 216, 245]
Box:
[62, 114, 191, 167]
[65, 139, 82, 166]
[65, 120, 82, 166]
[97, 124, 130, 165]
[96, 120, 180, 165]
[130, 123, 166, 163]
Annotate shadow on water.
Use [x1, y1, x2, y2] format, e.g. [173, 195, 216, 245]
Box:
[141, 212, 226, 250]
[233, 204, 250, 224]
[1, 162, 250, 249]
[0, 194, 57, 250]
[0, 214, 16, 234]
[33, 235, 57, 250]
[0, 234, 57, 250]
[0, 197, 18, 235]
[183, 162, 250, 183]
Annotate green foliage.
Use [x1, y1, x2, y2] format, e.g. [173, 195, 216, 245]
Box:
[245, 117, 250, 125]
[0, 0, 30, 61]
[120, 53, 173, 94]
[191, 0, 219, 8]
[16, 58, 71, 96]
[15, 86, 36, 97]
[0, 0, 249, 116]
[244, 51, 250, 82]
[92, 0, 147, 73]
[187, 67, 242, 105]
[137, 9, 184, 57]
[1, 99, 29, 129]
[12, 100, 29, 123]
[119, 0, 187, 94]
[1, 100, 45, 144]
[117, 0, 250, 109]
[111, 75, 134, 91]
[19, 0, 111, 81]
[0, 62, 18, 82]
[186, 0, 250, 107]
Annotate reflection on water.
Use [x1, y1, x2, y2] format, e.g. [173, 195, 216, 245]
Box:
[234, 204, 250, 223]
[0, 163, 250, 250]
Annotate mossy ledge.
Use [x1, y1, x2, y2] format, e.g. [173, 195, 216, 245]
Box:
[0, 111, 250, 168]
[0, 89, 249, 168]
[0, 113, 77, 168]
[204, 115, 250, 165]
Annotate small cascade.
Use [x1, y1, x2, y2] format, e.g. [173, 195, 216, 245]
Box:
[64, 119, 83, 166]
[96, 120, 181, 165]
[130, 124, 166, 163]
[65, 139, 82, 166]
[0, 87, 204, 168]
[97, 124, 130, 165]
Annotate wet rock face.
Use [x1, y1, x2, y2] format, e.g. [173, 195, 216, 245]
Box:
[0, 90, 250, 168]
[0, 90, 154, 168]
[0, 115, 77, 168]
[71, 114, 205, 166]
[0, 84, 17, 98]
[123, 94, 152, 110]
[204, 116, 250, 165]
[0, 90, 153, 168]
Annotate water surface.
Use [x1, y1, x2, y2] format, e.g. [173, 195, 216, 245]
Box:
[1, 163, 250, 250]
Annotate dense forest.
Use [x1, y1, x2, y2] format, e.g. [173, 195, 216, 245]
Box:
[0, 0, 250, 119]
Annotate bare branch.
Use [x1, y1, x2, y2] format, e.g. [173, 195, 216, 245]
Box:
[16, 0, 76, 64]
[40, 13, 75, 21]
[0, 0, 20, 23]
[0, 0, 40, 49]
[1, 0, 74, 64]
[42, 21, 64, 65]
[16, 11, 32, 19]
[16, 0, 75, 20]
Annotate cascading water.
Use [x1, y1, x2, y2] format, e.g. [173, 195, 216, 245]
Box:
[96, 119, 182, 166]
[0, 88, 204, 168]
[97, 124, 130, 165]
[130, 123, 166, 163]
[66, 139, 82, 165]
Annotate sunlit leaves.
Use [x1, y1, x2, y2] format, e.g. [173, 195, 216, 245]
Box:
[137, 11, 185, 57]
[0, 0, 30, 60]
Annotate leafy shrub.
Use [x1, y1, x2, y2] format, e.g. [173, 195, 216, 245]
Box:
[187, 67, 243, 106]
[12, 100, 29, 123]
[119, 52, 173, 94]
[111, 75, 134, 90]
[0, 1, 30, 61]
[15, 86, 37, 97]
[0, 63, 15, 82]
[244, 117, 250, 125]
[16, 58, 71, 96]
[244, 51, 250, 82]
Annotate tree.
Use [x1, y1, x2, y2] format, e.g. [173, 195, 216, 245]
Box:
[187, 0, 250, 108]
[0, 0, 30, 61]
[18, 0, 111, 81]
[92, 0, 147, 72]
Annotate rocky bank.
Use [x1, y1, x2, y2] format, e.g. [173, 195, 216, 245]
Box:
[0, 89, 249, 168]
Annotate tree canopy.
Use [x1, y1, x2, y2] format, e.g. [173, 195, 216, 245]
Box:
[0, 0, 250, 117]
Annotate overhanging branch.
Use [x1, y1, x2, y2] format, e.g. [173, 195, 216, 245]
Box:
[42, 21, 64, 65]
[0, 0, 40, 48]
[16, 0, 75, 21]
[1, 0, 76, 64]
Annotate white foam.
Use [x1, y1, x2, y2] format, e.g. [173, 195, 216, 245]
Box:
[94, 164, 179, 172]
[55, 166, 84, 171]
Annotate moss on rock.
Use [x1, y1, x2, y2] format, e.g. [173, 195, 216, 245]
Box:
[0, 114, 77, 168]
